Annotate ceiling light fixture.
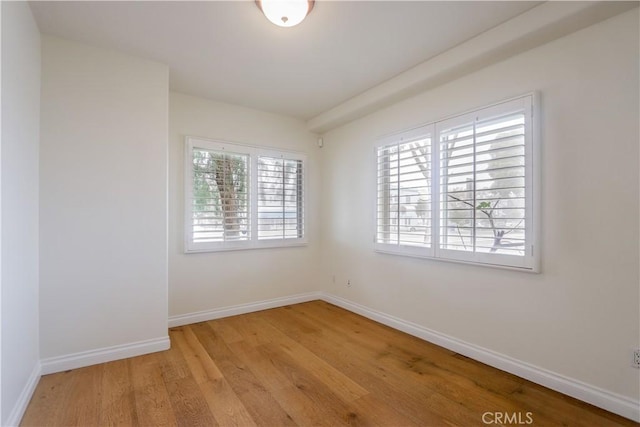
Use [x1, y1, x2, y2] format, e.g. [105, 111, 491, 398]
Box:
[256, 0, 315, 28]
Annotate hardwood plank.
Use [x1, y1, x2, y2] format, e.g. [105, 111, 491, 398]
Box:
[206, 316, 245, 345]
[172, 325, 257, 427]
[258, 306, 453, 426]
[237, 313, 369, 403]
[129, 352, 178, 427]
[156, 329, 218, 427]
[190, 321, 298, 426]
[20, 301, 639, 427]
[348, 394, 423, 427]
[20, 370, 78, 426]
[228, 339, 352, 426]
[62, 364, 102, 426]
[99, 359, 138, 426]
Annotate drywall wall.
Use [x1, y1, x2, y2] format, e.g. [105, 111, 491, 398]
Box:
[1, 2, 41, 424]
[39, 36, 169, 360]
[320, 8, 639, 404]
[169, 92, 322, 318]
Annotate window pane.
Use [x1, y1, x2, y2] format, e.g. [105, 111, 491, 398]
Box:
[376, 136, 431, 247]
[191, 149, 250, 242]
[439, 110, 527, 256]
[258, 156, 304, 240]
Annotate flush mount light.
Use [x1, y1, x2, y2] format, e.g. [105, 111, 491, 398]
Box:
[256, 0, 315, 28]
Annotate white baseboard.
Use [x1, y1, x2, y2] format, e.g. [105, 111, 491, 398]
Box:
[168, 291, 322, 328]
[40, 336, 170, 375]
[320, 292, 640, 423]
[5, 362, 41, 427]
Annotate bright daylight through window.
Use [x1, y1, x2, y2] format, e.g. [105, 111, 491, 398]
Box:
[185, 137, 306, 253]
[375, 95, 538, 271]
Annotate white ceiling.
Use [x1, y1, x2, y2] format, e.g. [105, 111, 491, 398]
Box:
[29, 1, 540, 120]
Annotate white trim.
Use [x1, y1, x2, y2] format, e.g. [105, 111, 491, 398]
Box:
[531, 91, 542, 273]
[320, 293, 640, 422]
[5, 362, 41, 427]
[40, 336, 170, 375]
[168, 292, 322, 328]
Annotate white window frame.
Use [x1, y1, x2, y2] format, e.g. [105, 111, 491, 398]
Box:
[185, 136, 307, 253]
[374, 94, 540, 272]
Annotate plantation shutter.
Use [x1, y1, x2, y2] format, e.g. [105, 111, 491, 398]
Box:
[190, 148, 250, 244]
[373, 95, 536, 270]
[375, 127, 433, 256]
[186, 137, 307, 252]
[257, 156, 304, 240]
[437, 97, 533, 268]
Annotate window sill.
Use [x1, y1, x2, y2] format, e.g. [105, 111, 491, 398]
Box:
[185, 239, 308, 254]
[374, 247, 539, 273]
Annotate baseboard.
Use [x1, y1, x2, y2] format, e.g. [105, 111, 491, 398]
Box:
[40, 336, 170, 375]
[168, 291, 323, 328]
[320, 292, 640, 423]
[5, 362, 41, 427]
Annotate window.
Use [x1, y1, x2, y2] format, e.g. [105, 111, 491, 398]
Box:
[257, 156, 304, 240]
[375, 95, 538, 271]
[185, 137, 306, 252]
[376, 126, 434, 258]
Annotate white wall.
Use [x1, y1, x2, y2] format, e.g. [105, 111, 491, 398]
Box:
[169, 92, 322, 318]
[1, 2, 41, 425]
[0, 4, 634, 423]
[39, 36, 169, 360]
[320, 8, 639, 403]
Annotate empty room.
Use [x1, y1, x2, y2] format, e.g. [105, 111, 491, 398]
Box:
[1, 0, 639, 426]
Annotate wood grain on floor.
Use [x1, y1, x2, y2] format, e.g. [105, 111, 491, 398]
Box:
[21, 301, 639, 427]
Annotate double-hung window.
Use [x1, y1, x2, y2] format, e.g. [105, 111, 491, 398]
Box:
[185, 137, 306, 252]
[375, 95, 538, 271]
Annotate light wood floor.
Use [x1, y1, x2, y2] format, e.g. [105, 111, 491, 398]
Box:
[22, 301, 638, 427]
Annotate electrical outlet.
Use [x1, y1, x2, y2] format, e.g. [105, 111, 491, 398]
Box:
[332, 275, 336, 284]
[347, 279, 351, 287]
[633, 349, 640, 368]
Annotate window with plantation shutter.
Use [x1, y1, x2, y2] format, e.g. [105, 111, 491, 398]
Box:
[258, 156, 304, 240]
[438, 99, 532, 268]
[374, 94, 538, 271]
[190, 149, 250, 246]
[185, 137, 307, 253]
[375, 126, 433, 257]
